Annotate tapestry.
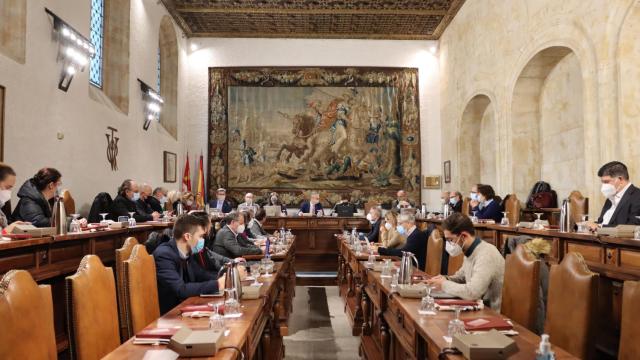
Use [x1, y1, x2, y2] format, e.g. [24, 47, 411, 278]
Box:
[208, 67, 422, 207]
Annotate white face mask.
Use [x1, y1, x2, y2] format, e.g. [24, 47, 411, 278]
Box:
[0, 189, 11, 206]
[384, 222, 392, 231]
[187, 200, 194, 206]
[601, 183, 617, 199]
[245, 198, 253, 204]
[236, 224, 245, 233]
[366, 213, 373, 222]
[446, 240, 463, 257]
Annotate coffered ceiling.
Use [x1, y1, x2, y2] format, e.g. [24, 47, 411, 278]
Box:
[161, 0, 466, 40]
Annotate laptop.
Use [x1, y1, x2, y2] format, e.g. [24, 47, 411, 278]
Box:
[264, 205, 281, 217]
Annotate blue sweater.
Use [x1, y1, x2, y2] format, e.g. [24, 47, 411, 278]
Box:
[472, 199, 503, 222]
[378, 227, 429, 270]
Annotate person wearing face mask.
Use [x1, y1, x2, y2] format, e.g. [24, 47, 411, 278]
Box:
[449, 191, 463, 213]
[146, 187, 168, 213]
[392, 190, 415, 210]
[111, 179, 160, 222]
[298, 192, 324, 216]
[136, 183, 161, 220]
[586, 161, 640, 230]
[365, 207, 383, 243]
[266, 192, 282, 206]
[238, 192, 260, 213]
[13, 167, 62, 227]
[468, 184, 483, 211]
[378, 211, 405, 249]
[426, 213, 505, 311]
[470, 185, 503, 222]
[212, 211, 263, 258]
[208, 188, 232, 213]
[376, 213, 427, 270]
[176, 191, 196, 212]
[189, 211, 245, 275]
[154, 213, 227, 314]
[0, 163, 30, 233]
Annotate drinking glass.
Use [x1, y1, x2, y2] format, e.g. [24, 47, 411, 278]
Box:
[471, 211, 478, 224]
[250, 263, 261, 285]
[209, 303, 225, 331]
[635, 226, 640, 241]
[381, 259, 392, 278]
[534, 213, 544, 230]
[261, 257, 274, 277]
[224, 289, 240, 316]
[99, 213, 109, 225]
[447, 306, 465, 340]
[418, 286, 437, 316]
[390, 273, 399, 293]
[128, 212, 137, 226]
[69, 214, 81, 233]
[366, 253, 376, 268]
[500, 212, 510, 226]
[162, 211, 169, 223]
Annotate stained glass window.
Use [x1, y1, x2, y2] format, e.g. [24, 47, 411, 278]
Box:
[89, 0, 104, 87]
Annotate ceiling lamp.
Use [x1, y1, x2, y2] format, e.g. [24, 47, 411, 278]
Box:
[137, 79, 164, 131]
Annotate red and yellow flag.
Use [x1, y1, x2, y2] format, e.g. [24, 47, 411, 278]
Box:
[196, 153, 206, 208]
[182, 152, 191, 192]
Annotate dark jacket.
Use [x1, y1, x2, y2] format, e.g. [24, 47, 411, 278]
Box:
[334, 202, 357, 216]
[451, 200, 463, 213]
[597, 184, 640, 226]
[366, 218, 382, 243]
[12, 180, 52, 228]
[111, 194, 153, 222]
[299, 201, 323, 215]
[154, 239, 219, 314]
[208, 199, 233, 213]
[193, 248, 231, 274]
[88, 192, 114, 223]
[146, 196, 164, 213]
[378, 226, 429, 270]
[472, 199, 503, 222]
[136, 198, 155, 218]
[212, 225, 262, 258]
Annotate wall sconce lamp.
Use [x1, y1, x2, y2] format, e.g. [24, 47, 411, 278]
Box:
[45, 8, 95, 92]
[137, 79, 164, 131]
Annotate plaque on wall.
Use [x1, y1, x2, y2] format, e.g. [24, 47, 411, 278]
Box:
[423, 175, 442, 190]
[208, 67, 422, 206]
[164, 151, 177, 183]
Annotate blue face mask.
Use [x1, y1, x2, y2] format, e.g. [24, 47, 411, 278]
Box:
[449, 198, 458, 206]
[193, 238, 205, 253]
[132, 192, 141, 201]
[470, 193, 479, 202]
[396, 225, 406, 236]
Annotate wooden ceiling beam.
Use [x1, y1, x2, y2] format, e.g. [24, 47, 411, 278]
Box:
[188, 31, 436, 40]
[175, 7, 448, 16]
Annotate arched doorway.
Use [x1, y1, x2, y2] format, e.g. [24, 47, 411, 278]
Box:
[458, 94, 496, 193]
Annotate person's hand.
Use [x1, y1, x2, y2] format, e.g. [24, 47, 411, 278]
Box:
[470, 200, 479, 208]
[5, 221, 30, 234]
[425, 275, 446, 290]
[238, 266, 247, 280]
[151, 212, 161, 220]
[78, 218, 88, 227]
[586, 221, 599, 232]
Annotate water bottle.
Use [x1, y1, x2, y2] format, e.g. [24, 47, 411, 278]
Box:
[351, 227, 357, 246]
[535, 334, 555, 360]
[265, 236, 271, 259]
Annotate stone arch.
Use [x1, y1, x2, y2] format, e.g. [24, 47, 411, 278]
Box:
[458, 94, 497, 193]
[0, 0, 26, 63]
[159, 16, 178, 139]
[510, 46, 585, 201]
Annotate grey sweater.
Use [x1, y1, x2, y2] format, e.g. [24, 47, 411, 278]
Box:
[442, 239, 505, 310]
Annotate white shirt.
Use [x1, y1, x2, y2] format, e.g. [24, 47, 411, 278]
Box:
[602, 183, 632, 225]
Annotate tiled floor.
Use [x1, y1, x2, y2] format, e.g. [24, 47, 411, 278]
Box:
[284, 286, 360, 359]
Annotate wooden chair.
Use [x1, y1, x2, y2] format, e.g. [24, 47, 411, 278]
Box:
[61, 189, 76, 215]
[66, 255, 120, 360]
[123, 245, 160, 335]
[545, 252, 598, 359]
[500, 245, 540, 332]
[619, 280, 640, 359]
[0, 270, 57, 360]
[447, 253, 464, 275]
[568, 190, 589, 228]
[115, 237, 138, 340]
[461, 197, 471, 216]
[425, 228, 444, 275]
[503, 194, 521, 225]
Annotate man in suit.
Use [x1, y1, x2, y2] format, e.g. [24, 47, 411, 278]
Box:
[589, 161, 640, 229]
[298, 192, 323, 216]
[449, 191, 464, 213]
[365, 206, 382, 243]
[136, 183, 159, 219]
[111, 179, 160, 222]
[212, 212, 263, 258]
[391, 190, 415, 210]
[376, 213, 428, 270]
[154, 214, 225, 314]
[238, 192, 259, 213]
[146, 187, 167, 213]
[208, 188, 232, 213]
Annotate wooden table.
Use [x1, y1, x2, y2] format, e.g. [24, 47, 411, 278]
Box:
[337, 238, 578, 360]
[417, 218, 640, 358]
[104, 242, 296, 360]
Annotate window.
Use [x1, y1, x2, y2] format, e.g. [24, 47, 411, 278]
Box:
[89, 0, 104, 87]
[157, 47, 161, 93]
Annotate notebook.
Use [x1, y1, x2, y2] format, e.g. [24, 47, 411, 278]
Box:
[463, 317, 513, 331]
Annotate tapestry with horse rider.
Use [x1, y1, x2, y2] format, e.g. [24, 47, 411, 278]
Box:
[208, 67, 421, 206]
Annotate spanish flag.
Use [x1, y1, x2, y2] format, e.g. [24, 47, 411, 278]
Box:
[196, 152, 206, 209]
[182, 152, 191, 192]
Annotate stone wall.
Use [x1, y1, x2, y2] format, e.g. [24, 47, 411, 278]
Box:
[440, 0, 640, 217]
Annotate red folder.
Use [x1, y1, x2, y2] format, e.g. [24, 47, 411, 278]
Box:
[135, 327, 180, 340]
[463, 317, 513, 331]
[435, 299, 478, 307]
[179, 304, 224, 314]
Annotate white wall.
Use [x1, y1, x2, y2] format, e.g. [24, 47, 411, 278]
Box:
[184, 38, 442, 207]
[0, 0, 188, 215]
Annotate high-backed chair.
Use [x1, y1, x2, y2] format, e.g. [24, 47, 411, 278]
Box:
[66, 255, 120, 360]
[115, 237, 138, 340]
[61, 189, 76, 215]
[425, 228, 444, 275]
[462, 197, 470, 216]
[503, 194, 521, 225]
[568, 191, 589, 227]
[447, 252, 464, 275]
[0, 270, 57, 360]
[545, 252, 598, 359]
[124, 245, 160, 335]
[619, 280, 640, 360]
[501, 245, 540, 332]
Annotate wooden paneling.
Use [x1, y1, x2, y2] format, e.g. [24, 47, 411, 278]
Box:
[566, 241, 603, 263]
[619, 249, 640, 270]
